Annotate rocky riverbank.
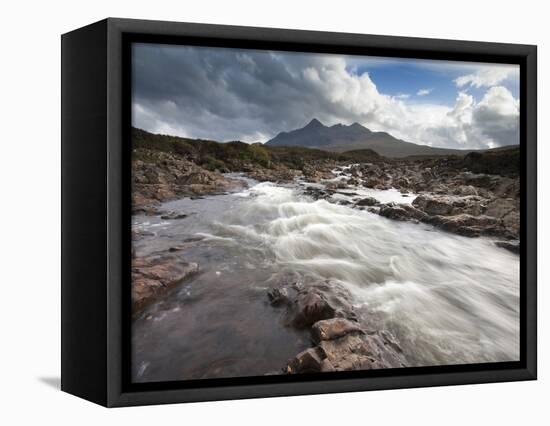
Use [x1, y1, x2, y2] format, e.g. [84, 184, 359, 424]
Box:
[132, 149, 246, 214]
[322, 159, 519, 251]
[266, 274, 407, 373]
[131, 132, 520, 377]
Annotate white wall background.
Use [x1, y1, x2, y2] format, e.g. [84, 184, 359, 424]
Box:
[1, 0, 546, 423]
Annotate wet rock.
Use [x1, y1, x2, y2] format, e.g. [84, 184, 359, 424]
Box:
[325, 181, 348, 190]
[286, 322, 407, 373]
[413, 194, 485, 216]
[132, 253, 199, 316]
[132, 229, 155, 240]
[247, 166, 301, 183]
[268, 274, 408, 374]
[286, 279, 357, 327]
[292, 291, 337, 327]
[160, 211, 188, 220]
[453, 185, 478, 196]
[378, 203, 427, 222]
[303, 186, 333, 200]
[286, 347, 326, 373]
[484, 198, 519, 238]
[167, 236, 206, 252]
[356, 196, 379, 207]
[317, 330, 406, 371]
[311, 318, 364, 343]
[424, 214, 500, 237]
[495, 240, 520, 254]
[267, 287, 290, 306]
[412, 195, 454, 215]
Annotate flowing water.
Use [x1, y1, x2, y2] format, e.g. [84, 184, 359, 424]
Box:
[132, 174, 520, 383]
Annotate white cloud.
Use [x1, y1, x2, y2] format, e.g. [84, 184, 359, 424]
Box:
[133, 45, 519, 150]
[416, 88, 433, 96]
[394, 93, 410, 99]
[299, 58, 519, 149]
[454, 65, 519, 88]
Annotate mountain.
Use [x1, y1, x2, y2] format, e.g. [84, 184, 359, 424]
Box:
[265, 119, 482, 158]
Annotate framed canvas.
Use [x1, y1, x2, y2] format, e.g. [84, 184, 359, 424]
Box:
[61, 18, 537, 407]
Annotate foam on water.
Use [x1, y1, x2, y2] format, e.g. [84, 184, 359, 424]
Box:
[211, 181, 520, 366]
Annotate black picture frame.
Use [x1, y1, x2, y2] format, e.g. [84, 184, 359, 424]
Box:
[61, 17, 537, 407]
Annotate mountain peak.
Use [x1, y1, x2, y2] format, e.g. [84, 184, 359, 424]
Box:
[305, 118, 324, 128]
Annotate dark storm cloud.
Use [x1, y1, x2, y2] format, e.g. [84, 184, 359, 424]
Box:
[132, 44, 334, 142]
[131, 44, 520, 149]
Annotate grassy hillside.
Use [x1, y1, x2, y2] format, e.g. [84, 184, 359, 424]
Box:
[459, 146, 520, 176]
[132, 127, 381, 171]
[404, 146, 520, 177]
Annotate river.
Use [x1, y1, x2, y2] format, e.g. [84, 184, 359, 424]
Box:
[131, 172, 520, 383]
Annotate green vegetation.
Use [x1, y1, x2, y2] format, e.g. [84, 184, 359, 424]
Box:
[460, 146, 520, 176]
[132, 127, 381, 171]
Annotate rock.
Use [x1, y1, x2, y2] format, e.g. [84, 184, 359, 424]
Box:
[325, 181, 347, 190]
[160, 211, 188, 220]
[413, 194, 485, 216]
[132, 229, 155, 240]
[495, 240, 520, 254]
[291, 291, 337, 327]
[267, 287, 290, 306]
[378, 203, 427, 222]
[484, 198, 519, 238]
[303, 185, 335, 200]
[457, 172, 496, 189]
[424, 214, 500, 237]
[268, 274, 408, 374]
[286, 326, 407, 374]
[394, 177, 411, 189]
[132, 253, 199, 316]
[289, 280, 357, 327]
[286, 348, 325, 374]
[355, 196, 379, 207]
[311, 318, 363, 343]
[317, 331, 406, 371]
[412, 195, 454, 215]
[453, 185, 478, 196]
[132, 149, 244, 205]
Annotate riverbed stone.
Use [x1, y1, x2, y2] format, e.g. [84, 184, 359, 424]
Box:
[132, 253, 199, 316]
[355, 196, 379, 207]
[288, 279, 357, 327]
[311, 318, 364, 343]
[378, 203, 427, 222]
[267, 287, 290, 306]
[495, 240, 520, 253]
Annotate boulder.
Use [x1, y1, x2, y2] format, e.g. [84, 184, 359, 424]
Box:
[412, 194, 485, 216]
[424, 214, 500, 237]
[317, 331, 406, 371]
[311, 318, 364, 343]
[286, 322, 407, 373]
[160, 211, 188, 220]
[288, 280, 357, 327]
[495, 240, 520, 254]
[286, 348, 326, 374]
[132, 253, 199, 316]
[355, 196, 379, 207]
[378, 203, 427, 222]
[267, 287, 290, 306]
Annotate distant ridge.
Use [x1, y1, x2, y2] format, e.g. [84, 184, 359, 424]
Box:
[265, 119, 514, 158]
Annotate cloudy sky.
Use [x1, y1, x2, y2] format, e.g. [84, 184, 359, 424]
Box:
[132, 43, 520, 149]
